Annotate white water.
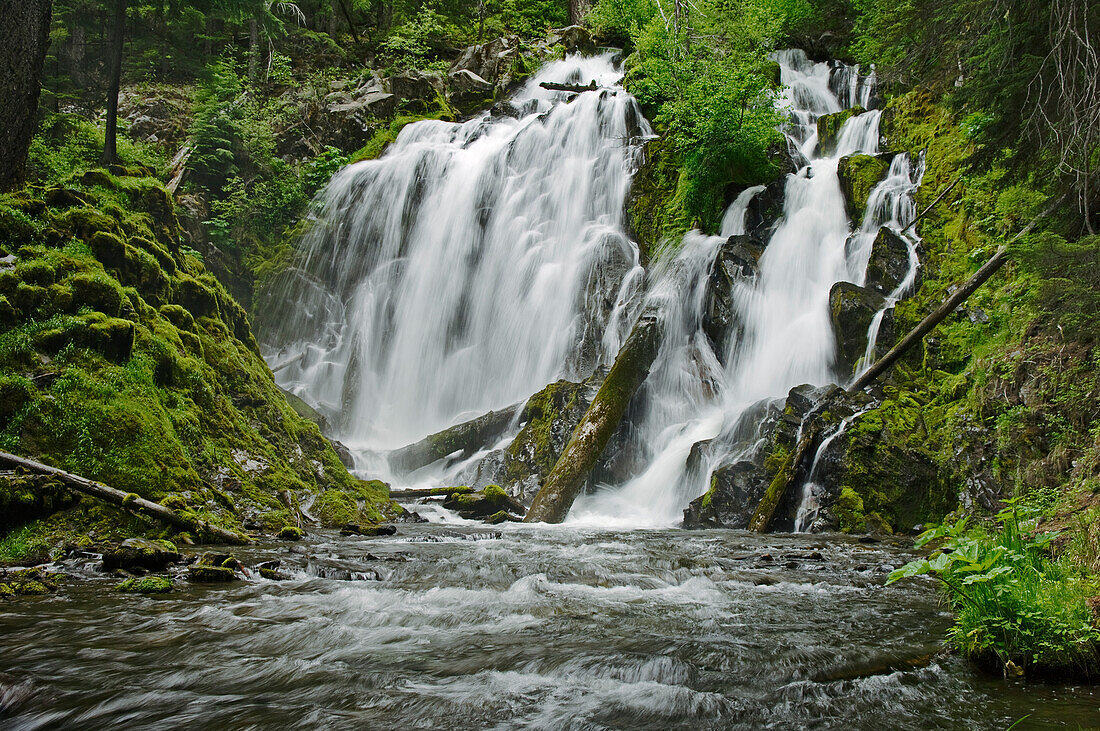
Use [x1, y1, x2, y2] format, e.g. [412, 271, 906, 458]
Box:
[573, 50, 905, 527]
[261, 54, 650, 458]
[264, 49, 921, 528]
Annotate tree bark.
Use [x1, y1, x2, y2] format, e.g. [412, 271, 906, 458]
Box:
[525, 311, 661, 523]
[0, 0, 53, 191]
[101, 0, 126, 165]
[569, 0, 590, 26]
[0, 450, 248, 544]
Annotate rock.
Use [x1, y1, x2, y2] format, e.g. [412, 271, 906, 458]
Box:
[682, 461, 769, 529]
[116, 576, 172, 594]
[837, 154, 890, 222]
[187, 565, 237, 582]
[742, 178, 787, 241]
[340, 523, 397, 537]
[703, 235, 766, 358]
[389, 403, 523, 473]
[485, 510, 522, 524]
[864, 227, 914, 295]
[816, 107, 866, 157]
[277, 525, 304, 541]
[443, 485, 526, 520]
[0, 567, 62, 596]
[547, 26, 597, 56]
[447, 69, 495, 114]
[390, 71, 443, 105]
[450, 36, 523, 87]
[256, 560, 287, 580]
[102, 538, 180, 571]
[829, 281, 890, 379]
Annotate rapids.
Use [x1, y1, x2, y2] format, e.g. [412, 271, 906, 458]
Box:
[1, 527, 1097, 729]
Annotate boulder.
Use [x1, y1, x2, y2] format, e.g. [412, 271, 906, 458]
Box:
[864, 226, 915, 296]
[742, 178, 787, 241]
[450, 35, 520, 85]
[547, 26, 597, 56]
[829, 281, 891, 379]
[389, 402, 523, 473]
[102, 538, 180, 571]
[703, 234, 765, 359]
[816, 107, 866, 156]
[116, 576, 172, 594]
[837, 154, 890, 222]
[447, 69, 495, 114]
[443, 485, 526, 520]
[682, 461, 769, 529]
[390, 71, 444, 112]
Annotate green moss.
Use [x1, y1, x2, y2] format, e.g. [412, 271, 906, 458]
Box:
[834, 487, 866, 533]
[837, 154, 889, 221]
[117, 576, 172, 594]
[816, 107, 866, 156]
[277, 525, 304, 540]
[314, 489, 359, 526]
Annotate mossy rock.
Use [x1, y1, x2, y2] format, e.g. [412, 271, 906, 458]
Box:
[187, 565, 237, 583]
[817, 107, 866, 156]
[174, 275, 219, 318]
[829, 281, 889, 378]
[117, 576, 172, 594]
[837, 154, 890, 222]
[80, 170, 116, 189]
[277, 525, 304, 541]
[102, 538, 180, 570]
[834, 486, 866, 533]
[16, 260, 56, 287]
[34, 312, 136, 362]
[69, 273, 125, 317]
[44, 186, 94, 210]
[52, 206, 120, 239]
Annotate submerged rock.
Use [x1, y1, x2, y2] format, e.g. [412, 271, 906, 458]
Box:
[116, 576, 172, 594]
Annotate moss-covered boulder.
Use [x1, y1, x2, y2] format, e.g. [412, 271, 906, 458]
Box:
[817, 107, 866, 156]
[0, 567, 62, 596]
[187, 565, 237, 582]
[837, 153, 890, 222]
[864, 226, 915, 296]
[102, 538, 180, 571]
[829, 281, 893, 379]
[117, 576, 172, 594]
[443, 484, 526, 520]
[277, 525, 304, 541]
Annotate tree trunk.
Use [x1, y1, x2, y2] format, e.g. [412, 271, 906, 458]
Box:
[248, 16, 260, 82]
[525, 312, 661, 523]
[0, 0, 53, 191]
[101, 0, 125, 165]
[0, 450, 248, 545]
[569, 0, 590, 26]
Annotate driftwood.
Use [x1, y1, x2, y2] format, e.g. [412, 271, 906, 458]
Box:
[0, 450, 248, 544]
[539, 80, 598, 93]
[388, 403, 524, 473]
[525, 311, 661, 523]
[849, 197, 1061, 393]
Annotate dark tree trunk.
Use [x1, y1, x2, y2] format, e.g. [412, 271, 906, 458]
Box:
[101, 0, 126, 165]
[569, 0, 590, 25]
[0, 0, 53, 191]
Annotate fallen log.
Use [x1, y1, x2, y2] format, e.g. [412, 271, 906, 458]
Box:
[849, 196, 1061, 393]
[539, 80, 598, 93]
[748, 427, 820, 533]
[525, 311, 662, 523]
[388, 403, 524, 473]
[0, 450, 249, 544]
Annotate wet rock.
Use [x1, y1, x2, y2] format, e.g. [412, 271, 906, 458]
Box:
[0, 567, 62, 596]
[443, 485, 526, 520]
[682, 461, 769, 529]
[447, 70, 495, 114]
[547, 26, 597, 56]
[102, 538, 180, 571]
[742, 178, 787, 241]
[341, 523, 397, 537]
[389, 403, 523, 473]
[277, 526, 304, 541]
[485, 510, 522, 524]
[829, 281, 891, 379]
[864, 227, 913, 295]
[116, 576, 172, 594]
[837, 154, 890, 222]
[816, 107, 866, 156]
[187, 565, 237, 583]
[703, 235, 765, 359]
[390, 71, 444, 109]
[256, 560, 288, 580]
[450, 35, 526, 90]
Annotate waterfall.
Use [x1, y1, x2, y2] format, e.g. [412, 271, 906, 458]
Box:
[573, 49, 918, 526]
[259, 54, 652, 460]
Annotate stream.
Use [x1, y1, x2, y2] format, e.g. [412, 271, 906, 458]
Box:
[2, 526, 1097, 729]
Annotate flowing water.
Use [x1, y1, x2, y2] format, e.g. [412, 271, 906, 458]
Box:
[3, 527, 1098, 729]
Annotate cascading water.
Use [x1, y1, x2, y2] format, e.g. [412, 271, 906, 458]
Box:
[260, 54, 650, 464]
[573, 49, 919, 527]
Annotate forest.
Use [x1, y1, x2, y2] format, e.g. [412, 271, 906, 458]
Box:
[1, 0, 1100, 725]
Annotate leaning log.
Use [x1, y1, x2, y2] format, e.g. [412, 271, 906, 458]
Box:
[849, 196, 1061, 392]
[539, 80, 598, 93]
[0, 450, 248, 544]
[388, 403, 524, 473]
[748, 428, 820, 533]
[525, 311, 662, 523]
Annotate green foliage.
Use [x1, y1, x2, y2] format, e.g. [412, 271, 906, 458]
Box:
[1014, 234, 1100, 344]
[889, 501, 1100, 677]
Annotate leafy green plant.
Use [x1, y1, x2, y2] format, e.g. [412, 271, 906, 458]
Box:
[889, 499, 1100, 676]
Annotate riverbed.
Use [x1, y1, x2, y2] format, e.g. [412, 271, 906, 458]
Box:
[1, 526, 1097, 729]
